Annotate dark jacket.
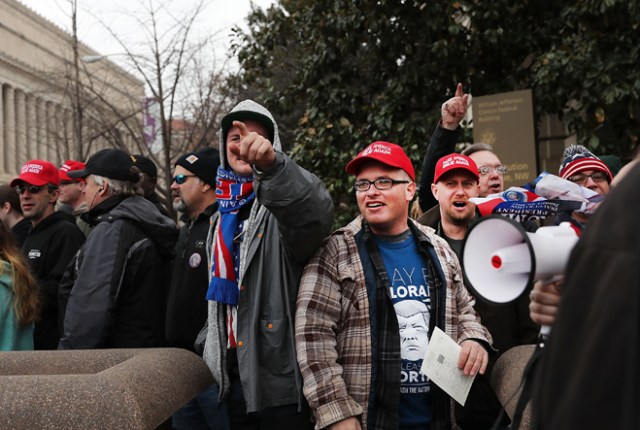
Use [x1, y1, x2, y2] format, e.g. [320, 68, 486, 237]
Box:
[418, 207, 538, 352]
[59, 195, 178, 349]
[418, 125, 460, 213]
[532, 162, 640, 429]
[165, 202, 217, 352]
[11, 217, 32, 248]
[418, 205, 538, 428]
[146, 192, 172, 219]
[22, 211, 85, 349]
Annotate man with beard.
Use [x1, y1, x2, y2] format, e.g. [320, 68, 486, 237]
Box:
[428, 154, 480, 254]
[166, 147, 229, 430]
[422, 153, 538, 429]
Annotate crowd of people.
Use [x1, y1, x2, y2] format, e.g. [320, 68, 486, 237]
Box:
[0, 93, 637, 430]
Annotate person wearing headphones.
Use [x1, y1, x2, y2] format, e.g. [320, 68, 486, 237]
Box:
[58, 149, 178, 349]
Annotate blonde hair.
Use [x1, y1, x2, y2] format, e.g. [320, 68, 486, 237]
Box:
[0, 224, 40, 325]
[410, 199, 424, 219]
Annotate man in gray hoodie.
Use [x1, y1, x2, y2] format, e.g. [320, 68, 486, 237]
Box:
[203, 100, 334, 429]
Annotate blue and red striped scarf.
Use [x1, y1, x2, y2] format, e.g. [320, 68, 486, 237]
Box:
[206, 167, 255, 306]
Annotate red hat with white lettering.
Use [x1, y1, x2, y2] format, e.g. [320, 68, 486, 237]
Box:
[433, 154, 479, 183]
[59, 160, 87, 183]
[10, 160, 60, 187]
[346, 141, 415, 181]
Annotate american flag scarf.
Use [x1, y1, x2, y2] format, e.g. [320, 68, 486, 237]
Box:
[206, 167, 255, 306]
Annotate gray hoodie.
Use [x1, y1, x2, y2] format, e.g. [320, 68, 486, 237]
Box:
[204, 100, 334, 412]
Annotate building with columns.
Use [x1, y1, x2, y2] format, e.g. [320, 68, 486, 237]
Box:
[0, 0, 144, 183]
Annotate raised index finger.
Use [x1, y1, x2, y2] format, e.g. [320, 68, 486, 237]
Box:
[232, 120, 249, 138]
[455, 82, 463, 98]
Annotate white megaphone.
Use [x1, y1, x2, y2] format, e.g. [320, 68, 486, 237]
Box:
[461, 215, 578, 306]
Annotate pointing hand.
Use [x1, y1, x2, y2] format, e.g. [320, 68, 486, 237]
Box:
[229, 120, 276, 172]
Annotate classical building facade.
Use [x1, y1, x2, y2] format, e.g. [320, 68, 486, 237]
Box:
[0, 0, 144, 183]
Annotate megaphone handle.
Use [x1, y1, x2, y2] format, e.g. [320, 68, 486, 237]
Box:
[540, 324, 551, 339]
[536, 274, 562, 342]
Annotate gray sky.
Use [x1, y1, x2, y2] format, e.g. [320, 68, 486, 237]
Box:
[18, 0, 274, 64]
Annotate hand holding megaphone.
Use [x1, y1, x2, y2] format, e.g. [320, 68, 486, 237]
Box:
[529, 277, 563, 336]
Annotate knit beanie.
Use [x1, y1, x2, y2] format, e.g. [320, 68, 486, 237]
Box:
[558, 145, 613, 182]
[175, 147, 220, 187]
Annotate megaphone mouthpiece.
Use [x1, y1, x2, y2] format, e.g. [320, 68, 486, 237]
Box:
[462, 216, 578, 305]
[490, 243, 532, 274]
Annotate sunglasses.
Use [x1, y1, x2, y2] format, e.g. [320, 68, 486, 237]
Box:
[16, 184, 50, 195]
[173, 174, 196, 185]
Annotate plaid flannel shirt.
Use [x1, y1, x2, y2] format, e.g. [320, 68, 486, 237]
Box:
[295, 216, 492, 430]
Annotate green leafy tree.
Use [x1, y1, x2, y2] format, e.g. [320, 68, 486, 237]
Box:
[230, 0, 640, 223]
[528, 0, 640, 158]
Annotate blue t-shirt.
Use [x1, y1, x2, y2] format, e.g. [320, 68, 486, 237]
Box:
[375, 232, 432, 429]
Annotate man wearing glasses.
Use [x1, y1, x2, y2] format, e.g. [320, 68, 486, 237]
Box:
[557, 144, 612, 231]
[528, 144, 614, 346]
[10, 160, 84, 349]
[296, 141, 491, 430]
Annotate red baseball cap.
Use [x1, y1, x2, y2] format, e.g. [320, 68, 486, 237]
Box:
[433, 154, 479, 183]
[59, 160, 86, 183]
[10, 160, 60, 187]
[345, 141, 415, 181]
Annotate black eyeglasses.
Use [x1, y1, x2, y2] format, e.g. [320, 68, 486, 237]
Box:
[16, 184, 50, 195]
[354, 178, 410, 192]
[568, 171, 607, 185]
[478, 165, 508, 175]
[173, 174, 196, 185]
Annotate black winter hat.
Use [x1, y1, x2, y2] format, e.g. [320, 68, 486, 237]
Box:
[68, 149, 140, 183]
[175, 147, 220, 187]
[132, 154, 158, 178]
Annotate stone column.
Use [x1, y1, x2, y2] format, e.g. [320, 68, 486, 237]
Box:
[5, 87, 17, 174]
[15, 89, 27, 167]
[26, 93, 37, 161]
[3, 85, 16, 174]
[63, 108, 73, 164]
[36, 97, 45, 161]
[45, 101, 56, 163]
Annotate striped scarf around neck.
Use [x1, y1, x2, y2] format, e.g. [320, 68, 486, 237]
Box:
[206, 166, 255, 306]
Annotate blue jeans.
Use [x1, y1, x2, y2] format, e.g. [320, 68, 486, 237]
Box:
[172, 384, 230, 430]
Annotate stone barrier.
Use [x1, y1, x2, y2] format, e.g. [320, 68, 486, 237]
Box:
[0, 348, 213, 429]
[490, 344, 536, 430]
